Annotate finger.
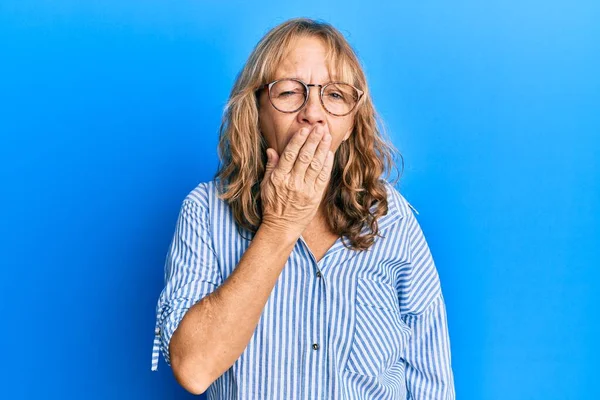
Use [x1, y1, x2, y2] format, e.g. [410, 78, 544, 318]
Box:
[263, 148, 279, 181]
[304, 131, 332, 185]
[275, 127, 311, 176]
[315, 149, 335, 191]
[291, 125, 325, 179]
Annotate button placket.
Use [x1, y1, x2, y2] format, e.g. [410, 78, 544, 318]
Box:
[305, 264, 328, 394]
[313, 269, 325, 354]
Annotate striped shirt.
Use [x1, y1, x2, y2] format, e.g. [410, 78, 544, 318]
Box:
[151, 178, 455, 399]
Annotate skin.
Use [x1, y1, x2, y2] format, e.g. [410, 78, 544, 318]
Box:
[258, 35, 354, 158]
[168, 36, 359, 395]
[257, 35, 356, 225]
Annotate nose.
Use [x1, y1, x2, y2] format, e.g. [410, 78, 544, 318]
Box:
[298, 85, 326, 125]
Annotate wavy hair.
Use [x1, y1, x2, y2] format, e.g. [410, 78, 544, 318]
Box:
[213, 17, 404, 251]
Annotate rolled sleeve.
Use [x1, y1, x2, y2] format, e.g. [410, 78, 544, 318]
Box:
[399, 206, 455, 398]
[151, 195, 222, 371]
[402, 294, 455, 399]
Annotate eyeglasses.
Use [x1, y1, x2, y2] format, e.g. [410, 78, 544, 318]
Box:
[257, 78, 364, 117]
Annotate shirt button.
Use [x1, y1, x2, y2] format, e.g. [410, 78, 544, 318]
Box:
[155, 327, 161, 336]
[312, 343, 319, 350]
[316, 271, 322, 278]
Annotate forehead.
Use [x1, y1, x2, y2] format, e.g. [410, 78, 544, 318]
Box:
[272, 36, 350, 83]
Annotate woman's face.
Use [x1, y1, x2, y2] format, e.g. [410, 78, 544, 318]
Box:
[258, 36, 355, 158]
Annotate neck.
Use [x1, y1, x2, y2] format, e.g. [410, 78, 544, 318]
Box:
[316, 201, 328, 220]
[306, 203, 331, 232]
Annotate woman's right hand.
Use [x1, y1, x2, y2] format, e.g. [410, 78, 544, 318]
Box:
[259, 124, 335, 240]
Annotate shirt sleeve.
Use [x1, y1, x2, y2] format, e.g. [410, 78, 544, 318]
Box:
[151, 195, 223, 371]
[399, 206, 455, 399]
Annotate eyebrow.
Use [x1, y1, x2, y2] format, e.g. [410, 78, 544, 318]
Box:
[281, 76, 340, 84]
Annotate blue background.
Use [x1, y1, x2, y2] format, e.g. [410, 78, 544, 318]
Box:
[1, 1, 598, 399]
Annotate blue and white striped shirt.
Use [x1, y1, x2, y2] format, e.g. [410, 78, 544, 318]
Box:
[151, 178, 455, 399]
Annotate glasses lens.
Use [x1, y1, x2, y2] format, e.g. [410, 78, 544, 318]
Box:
[270, 79, 306, 112]
[322, 83, 359, 115]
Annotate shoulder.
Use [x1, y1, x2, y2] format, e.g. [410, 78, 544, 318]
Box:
[181, 178, 220, 210]
[380, 179, 420, 221]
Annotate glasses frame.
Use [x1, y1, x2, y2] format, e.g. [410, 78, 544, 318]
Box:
[257, 78, 364, 117]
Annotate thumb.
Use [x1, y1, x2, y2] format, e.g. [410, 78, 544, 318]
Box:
[264, 148, 278, 176]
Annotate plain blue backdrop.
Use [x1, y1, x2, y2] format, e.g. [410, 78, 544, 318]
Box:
[1, 1, 598, 399]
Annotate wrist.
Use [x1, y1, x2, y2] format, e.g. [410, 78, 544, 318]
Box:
[257, 222, 299, 247]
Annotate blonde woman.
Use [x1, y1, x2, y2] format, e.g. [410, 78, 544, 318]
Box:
[151, 17, 455, 399]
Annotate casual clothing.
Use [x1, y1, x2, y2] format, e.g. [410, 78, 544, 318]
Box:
[151, 178, 455, 399]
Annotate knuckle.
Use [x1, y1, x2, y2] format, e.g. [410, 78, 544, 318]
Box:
[283, 150, 296, 162]
[298, 152, 312, 164]
[309, 159, 322, 170]
[318, 169, 329, 181]
[270, 170, 282, 183]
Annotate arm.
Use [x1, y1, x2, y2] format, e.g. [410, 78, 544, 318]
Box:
[152, 194, 297, 395]
[153, 125, 334, 394]
[399, 206, 455, 399]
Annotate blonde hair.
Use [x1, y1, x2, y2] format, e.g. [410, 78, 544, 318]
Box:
[213, 17, 404, 251]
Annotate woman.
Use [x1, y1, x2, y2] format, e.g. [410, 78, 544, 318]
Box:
[151, 17, 455, 399]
